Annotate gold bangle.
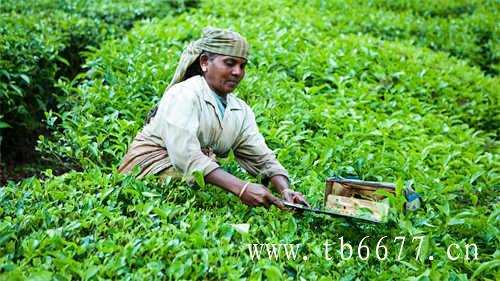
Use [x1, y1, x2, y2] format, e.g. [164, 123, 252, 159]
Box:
[239, 182, 250, 198]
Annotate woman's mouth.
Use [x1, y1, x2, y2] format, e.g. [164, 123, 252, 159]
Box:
[227, 80, 238, 87]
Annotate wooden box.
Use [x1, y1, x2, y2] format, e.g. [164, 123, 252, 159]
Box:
[323, 177, 396, 223]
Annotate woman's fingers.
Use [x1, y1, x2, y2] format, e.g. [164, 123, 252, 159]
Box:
[280, 192, 308, 214]
[260, 197, 271, 208]
[260, 189, 284, 209]
[267, 193, 286, 210]
[292, 193, 311, 208]
[281, 189, 311, 208]
[241, 184, 309, 210]
[282, 190, 294, 202]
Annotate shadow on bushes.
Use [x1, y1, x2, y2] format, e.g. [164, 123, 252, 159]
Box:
[0, 0, 199, 185]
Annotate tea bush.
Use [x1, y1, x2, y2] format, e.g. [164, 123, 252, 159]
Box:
[0, 11, 115, 132]
[368, 0, 486, 17]
[39, 0, 499, 170]
[3, 0, 500, 279]
[330, 0, 499, 76]
[0, 0, 196, 163]
[1, 0, 198, 30]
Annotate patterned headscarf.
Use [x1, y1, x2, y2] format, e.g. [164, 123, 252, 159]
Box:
[167, 26, 249, 89]
[144, 27, 249, 124]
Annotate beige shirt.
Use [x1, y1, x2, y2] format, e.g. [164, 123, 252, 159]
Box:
[142, 75, 288, 180]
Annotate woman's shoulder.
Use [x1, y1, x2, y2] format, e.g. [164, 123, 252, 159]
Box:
[163, 75, 205, 101]
[170, 75, 204, 92]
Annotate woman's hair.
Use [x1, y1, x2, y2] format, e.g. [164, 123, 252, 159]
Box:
[182, 50, 218, 81]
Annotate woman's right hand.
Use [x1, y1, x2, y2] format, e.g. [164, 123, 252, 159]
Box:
[204, 169, 286, 210]
[240, 183, 286, 210]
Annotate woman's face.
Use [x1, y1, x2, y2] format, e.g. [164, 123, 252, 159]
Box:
[200, 54, 247, 96]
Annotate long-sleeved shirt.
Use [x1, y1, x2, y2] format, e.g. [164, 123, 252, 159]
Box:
[140, 75, 288, 181]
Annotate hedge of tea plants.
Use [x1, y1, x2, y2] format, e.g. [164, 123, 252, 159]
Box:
[0, 0, 196, 163]
[2, 0, 499, 280]
[324, 0, 499, 76]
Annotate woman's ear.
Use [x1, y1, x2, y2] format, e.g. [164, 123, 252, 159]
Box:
[199, 54, 208, 72]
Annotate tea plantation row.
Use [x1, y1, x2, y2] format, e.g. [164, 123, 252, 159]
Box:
[0, 0, 197, 170]
[2, 0, 499, 279]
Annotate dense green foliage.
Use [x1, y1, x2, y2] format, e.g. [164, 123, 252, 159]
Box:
[0, 0, 195, 157]
[368, 0, 498, 75]
[0, 11, 115, 131]
[2, 0, 499, 279]
[329, 0, 499, 76]
[1, 0, 197, 30]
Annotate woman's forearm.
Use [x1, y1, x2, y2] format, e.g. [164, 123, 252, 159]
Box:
[205, 168, 286, 209]
[206, 170, 290, 195]
[204, 168, 246, 195]
[270, 174, 290, 193]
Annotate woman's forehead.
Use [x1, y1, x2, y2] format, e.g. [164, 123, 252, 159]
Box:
[219, 55, 247, 63]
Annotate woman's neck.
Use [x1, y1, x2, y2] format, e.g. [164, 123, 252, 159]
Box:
[202, 75, 228, 100]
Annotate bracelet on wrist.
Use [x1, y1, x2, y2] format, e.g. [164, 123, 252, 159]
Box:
[239, 182, 250, 198]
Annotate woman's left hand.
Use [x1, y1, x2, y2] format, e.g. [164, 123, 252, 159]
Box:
[281, 188, 311, 208]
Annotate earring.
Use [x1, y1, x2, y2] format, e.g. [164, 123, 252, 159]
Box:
[202, 67, 207, 72]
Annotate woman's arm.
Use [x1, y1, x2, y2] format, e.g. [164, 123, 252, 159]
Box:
[232, 104, 311, 207]
[205, 168, 286, 209]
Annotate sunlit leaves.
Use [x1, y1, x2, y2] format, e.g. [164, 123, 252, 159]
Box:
[2, 0, 499, 280]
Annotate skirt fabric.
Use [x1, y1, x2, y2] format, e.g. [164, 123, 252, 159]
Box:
[118, 132, 216, 179]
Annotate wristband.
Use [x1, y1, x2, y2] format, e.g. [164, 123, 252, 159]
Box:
[239, 182, 250, 198]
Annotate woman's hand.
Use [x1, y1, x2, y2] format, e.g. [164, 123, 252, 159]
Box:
[204, 169, 295, 210]
[280, 188, 311, 208]
[240, 183, 286, 210]
[270, 175, 311, 208]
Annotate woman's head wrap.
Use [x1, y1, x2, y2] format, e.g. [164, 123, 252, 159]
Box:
[144, 27, 248, 124]
[167, 26, 249, 89]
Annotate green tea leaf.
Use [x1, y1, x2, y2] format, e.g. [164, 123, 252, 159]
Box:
[265, 266, 282, 281]
[193, 170, 205, 188]
[231, 223, 250, 235]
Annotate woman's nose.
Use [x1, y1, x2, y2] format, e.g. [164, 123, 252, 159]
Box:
[232, 66, 243, 77]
